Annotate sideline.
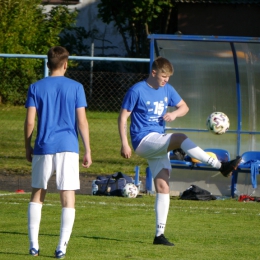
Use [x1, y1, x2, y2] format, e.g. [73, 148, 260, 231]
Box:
[0, 192, 28, 196]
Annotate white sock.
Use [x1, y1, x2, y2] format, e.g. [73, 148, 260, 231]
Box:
[56, 208, 75, 253]
[181, 138, 221, 169]
[28, 202, 42, 250]
[155, 193, 170, 237]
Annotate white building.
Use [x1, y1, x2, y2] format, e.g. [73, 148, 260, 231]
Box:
[42, 0, 126, 56]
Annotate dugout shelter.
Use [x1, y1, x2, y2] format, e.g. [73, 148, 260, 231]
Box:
[147, 34, 260, 196]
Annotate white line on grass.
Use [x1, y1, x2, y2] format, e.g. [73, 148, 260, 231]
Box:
[1, 196, 260, 216]
[0, 192, 28, 196]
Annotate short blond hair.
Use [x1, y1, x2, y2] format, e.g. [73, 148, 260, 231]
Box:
[152, 56, 174, 75]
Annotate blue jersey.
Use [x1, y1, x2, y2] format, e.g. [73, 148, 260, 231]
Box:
[25, 76, 87, 155]
[122, 80, 182, 150]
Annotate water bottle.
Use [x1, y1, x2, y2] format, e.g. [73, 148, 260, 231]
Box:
[91, 180, 98, 195]
[138, 181, 143, 193]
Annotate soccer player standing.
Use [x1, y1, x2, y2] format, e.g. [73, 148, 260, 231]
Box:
[118, 56, 241, 246]
[24, 46, 92, 258]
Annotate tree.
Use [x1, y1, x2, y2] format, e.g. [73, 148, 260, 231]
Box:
[0, 0, 78, 105]
[97, 0, 175, 58]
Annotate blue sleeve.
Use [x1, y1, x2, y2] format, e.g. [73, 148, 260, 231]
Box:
[121, 88, 139, 111]
[25, 84, 36, 108]
[76, 84, 87, 108]
[168, 85, 182, 107]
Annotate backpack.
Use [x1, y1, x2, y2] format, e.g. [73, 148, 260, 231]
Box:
[238, 194, 260, 202]
[180, 185, 217, 201]
[170, 148, 186, 161]
[94, 172, 133, 196]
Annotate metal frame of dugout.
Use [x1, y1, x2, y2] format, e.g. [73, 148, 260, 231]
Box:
[145, 34, 260, 197]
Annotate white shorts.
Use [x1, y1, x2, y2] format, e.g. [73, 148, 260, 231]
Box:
[31, 152, 80, 190]
[135, 132, 172, 178]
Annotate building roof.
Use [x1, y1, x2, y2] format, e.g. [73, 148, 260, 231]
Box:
[173, 0, 260, 4]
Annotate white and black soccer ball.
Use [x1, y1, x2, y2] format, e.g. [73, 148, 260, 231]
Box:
[206, 112, 230, 135]
[122, 183, 139, 198]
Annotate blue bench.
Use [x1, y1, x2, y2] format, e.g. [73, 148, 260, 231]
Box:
[231, 151, 260, 198]
[146, 148, 231, 193]
[170, 148, 230, 171]
[146, 149, 260, 197]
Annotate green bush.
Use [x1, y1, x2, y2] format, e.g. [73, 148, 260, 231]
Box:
[0, 0, 78, 105]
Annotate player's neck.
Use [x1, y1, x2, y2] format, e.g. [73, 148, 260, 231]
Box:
[48, 62, 67, 77]
[50, 72, 65, 77]
[50, 70, 66, 77]
[146, 78, 159, 89]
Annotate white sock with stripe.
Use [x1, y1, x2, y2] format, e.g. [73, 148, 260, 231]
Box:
[56, 208, 75, 253]
[181, 138, 221, 169]
[155, 193, 170, 237]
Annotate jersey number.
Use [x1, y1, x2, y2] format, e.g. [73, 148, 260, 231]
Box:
[153, 102, 164, 116]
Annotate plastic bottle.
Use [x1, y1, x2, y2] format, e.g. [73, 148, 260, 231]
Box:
[91, 180, 98, 195]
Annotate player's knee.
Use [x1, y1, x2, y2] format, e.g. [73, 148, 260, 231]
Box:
[154, 170, 170, 193]
[169, 133, 188, 149]
[155, 182, 169, 194]
[173, 133, 188, 141]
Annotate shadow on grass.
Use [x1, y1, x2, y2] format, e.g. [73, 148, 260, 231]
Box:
[0, 230, 146, 244]
[82, 235, 146, 244]
[0, 251, 54, 258]
[0, 230, 58, 237]
[0, 155, 25, 160]
[0, 230, 28, 236]
[0, 231, 55, 258]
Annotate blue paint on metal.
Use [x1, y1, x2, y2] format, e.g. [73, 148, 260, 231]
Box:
[0, 54, 150, 62]
[44, 58, 48, 78]
[134, 166, 140, 186]
[0, 54, 149, 79]
[145, 167, 153, 191]
[148, 34, 260, 158]
[230, 42, 242, 156]
[148, 34, 260, 43]
[149, 39, 155, 71]
[165, 127, 260, 135]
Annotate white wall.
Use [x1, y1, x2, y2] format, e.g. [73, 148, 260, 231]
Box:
[42, 0, 127, 56]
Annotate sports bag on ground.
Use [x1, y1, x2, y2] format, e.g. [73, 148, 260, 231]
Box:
[170, 148, 186, 161]
[94, 172, 133, 196]
[180, 184, 217, 201]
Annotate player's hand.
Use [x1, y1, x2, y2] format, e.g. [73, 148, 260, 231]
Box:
[82, 152, 92, 168]
[120, 145, 132, 159]
[163, 112, 177, 122]
[25, 146, 34, 162]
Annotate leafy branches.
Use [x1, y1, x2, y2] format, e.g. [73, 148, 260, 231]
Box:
[0, 0, 78, 104]
[97, 0, 175, 57]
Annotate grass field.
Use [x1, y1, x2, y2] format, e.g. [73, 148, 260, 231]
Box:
[1, 106, 260, 259]
[0, 191, 260, 260]
[0, 105, 147, 177]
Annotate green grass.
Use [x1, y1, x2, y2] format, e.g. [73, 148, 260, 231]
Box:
[0, 105, 147, 176]
[1, 192, 260, 260]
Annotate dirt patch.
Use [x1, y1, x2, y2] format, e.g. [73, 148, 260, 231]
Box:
[0, 173, 146, 195]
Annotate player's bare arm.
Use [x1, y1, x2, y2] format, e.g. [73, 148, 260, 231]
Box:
[163, 99, 189, 122]
[118, 108, 132, 159]
[24, 107, 36, 162]
[76, 107, 92, 168]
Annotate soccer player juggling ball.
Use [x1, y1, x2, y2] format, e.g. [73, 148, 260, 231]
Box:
[118, 56, 241, 246]
[24, 46, 92, 258]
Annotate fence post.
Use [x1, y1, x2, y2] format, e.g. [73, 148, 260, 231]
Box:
[90, 41, 94, 98]
[134, 165, 140, 186]
[145, 167, 154, 194]
[44, 58, 48, 77]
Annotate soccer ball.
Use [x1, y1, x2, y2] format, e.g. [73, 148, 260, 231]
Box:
[122, 183, 139, 198]
[206, 112, 230, 135]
